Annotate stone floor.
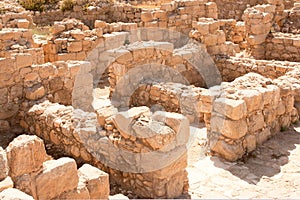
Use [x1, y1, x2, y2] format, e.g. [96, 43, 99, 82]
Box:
[187, 123, 300, 199]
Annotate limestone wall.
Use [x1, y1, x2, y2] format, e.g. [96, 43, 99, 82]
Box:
[218, 20, 247, 50]
[130, 82, 204, 123]
[210, 0, 261, 20]
[266, 33, 300, 62]
[32, 0, 217, 34]
[215, 57, 299, 82]
[22, 101, 189, 198]
[0, 12, 33, 29]
[0, 134, 109, 199]
[0, 58, 83, 132]
[202, 73, 299, 161]
[43, 18, 137, 62]
[0, 28, 43, 60]
[243, 4, 276, 59]
[189, 18, 240, 55]
[282, 3, 300, 33]
[211, 0, 290, 20]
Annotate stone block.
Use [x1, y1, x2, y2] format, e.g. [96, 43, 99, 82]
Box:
[36, 157, 79, 200]
[248, 111, 265, 133]
[141, 12, 154, 22]
[94, 20, 107, 29]
[78, 164, 109, 199]
[17, 19, 30, 29]
[193, 22, 209, 35]
[24, 85, 46, 100]
[67, 41, 82, 52]
[293, 38, 300, 47]
[247, 34, 268, 45]
[52, 23, 65, 35]
[210, 139, 245, 161]
[6, 135, 47, 178]
[210, 114, 248, 139]
[14, 53, 33, 69]
[240, 89, 263, 112]
[213, 98, 247, 120]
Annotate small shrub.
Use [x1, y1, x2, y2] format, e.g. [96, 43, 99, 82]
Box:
[18, 0, 46, 12]
[60, 0, 75, 12]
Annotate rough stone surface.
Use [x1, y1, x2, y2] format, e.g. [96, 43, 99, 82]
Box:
[78, 164, 109, 199]
[6, 135, 47, 178]
[35, 157, 79, 200]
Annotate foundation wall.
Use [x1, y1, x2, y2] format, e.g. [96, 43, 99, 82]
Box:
[266, 33, 300, 62]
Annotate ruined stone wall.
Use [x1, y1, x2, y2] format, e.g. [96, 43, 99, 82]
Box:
[0, 134, 109, 199]
[215, 57, 299, 82]
[32, 0, 218, 34]
[202, 73, 299, 161]
[280, 2, 300, 34]
[243, 4, 276, 59]
[189, 18, 240, 55]
[43, 18, 137, 62]
[266, 33, 300, 62]
[107, 42, 207, 90]
[0, 12, 33, 29]
[0, 58, 82, 133]
[211, 0, 289, 20]
[22, 101, 189, 198]
[218, 20, 247, 50]
[130, 82, 204, 123]
[0, 28, 43, 60]
[210, 0, 266, 20]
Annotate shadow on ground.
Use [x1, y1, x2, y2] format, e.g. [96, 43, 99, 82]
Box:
[213, 123, 300, 184]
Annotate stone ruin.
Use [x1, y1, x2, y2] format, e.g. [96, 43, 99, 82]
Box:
[0, 0, 300, 199]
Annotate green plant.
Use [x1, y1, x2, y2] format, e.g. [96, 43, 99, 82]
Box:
[18, 0, 46, 12]
[60, 0, 75, 12]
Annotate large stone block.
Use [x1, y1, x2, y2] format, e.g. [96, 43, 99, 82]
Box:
[210, 139, 245, 161]
[213, 98, 247, 120]
[78, 164, 109, 199]
[240, 89, 263, 112]
[6, 135, 47, 178]
[36, 157, 79, 200]
[14, 53, 33, 69]
[210, 114, 248, 139]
